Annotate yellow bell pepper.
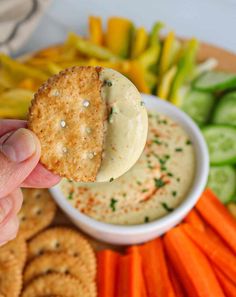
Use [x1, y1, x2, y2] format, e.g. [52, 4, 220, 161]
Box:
[66, 32, 118, 61]
[106, 17, 134, 58]
[89, 16, 103, 46]
[159, 31, 175, 76]
[131, 27, 148, 59]
[138, 45, 160, 71]
[157, 66, 177, 99]
[0, 53, 48, 81]
[127, 61, 150, 94]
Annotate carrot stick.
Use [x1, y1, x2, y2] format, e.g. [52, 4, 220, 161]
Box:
[127, 246, 148, 297]
[97, 250, 119, 297]
[196, 188, 236, 253]
[182, 223, 236, 286]
[214, 266, 236, 297]
[168, 261, 186, 297]
[116, 250, 144, 297]
[205, 225, 232, 253]
[140, 238, 176, 297]
[164, 226, 225, 297]
[184, 209, 205, 231]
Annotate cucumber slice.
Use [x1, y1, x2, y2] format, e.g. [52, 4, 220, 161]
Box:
[207, 165, 236, 204]
[181, 90, 215, 125]
[213, 91, 236, 126]
[193, 71, 236, 92]
[202, 125, 236, 165]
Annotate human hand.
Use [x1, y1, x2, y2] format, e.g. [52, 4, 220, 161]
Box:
[0, 120, 60, 246]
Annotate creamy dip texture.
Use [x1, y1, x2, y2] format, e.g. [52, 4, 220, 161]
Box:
[96, 68, 148, 182]
[61, 111, 195, 225]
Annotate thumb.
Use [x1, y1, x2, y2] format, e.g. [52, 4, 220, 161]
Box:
[0, 128, 41, 198]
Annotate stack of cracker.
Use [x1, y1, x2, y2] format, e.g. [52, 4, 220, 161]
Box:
[0, 188, 97, 297]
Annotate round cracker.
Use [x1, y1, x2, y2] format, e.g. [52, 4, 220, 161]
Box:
[0, 251, 22, 297]
[21, 273, 89, 297]
[0, 234, 27, 270]
[18, 189, 57, 240]
[27, 227, 96, 278]
[24, 252, 96, 297]
[28, 66, 107, 182]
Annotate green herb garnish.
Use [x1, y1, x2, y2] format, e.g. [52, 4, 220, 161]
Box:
[110, 198, 118, 212]
[176, 177, 180, 182]
[154, 178, 166, 188]
[167, 172, 174, 177]
[109, 177, 114, 182]
[153, 139, 162, 145]
[161, 202, 174, 212]
[104, 79, 113, 87]
[142, 189, 148, 193]
[67, 192, 73, 200]
[186, 139, 192, 145]
[172, 191, 177, 197]
[144, 216, 150, 223]
[175, 147, 183, 152]
[136, 180, 142, 185]
[122, 193, 127, 197]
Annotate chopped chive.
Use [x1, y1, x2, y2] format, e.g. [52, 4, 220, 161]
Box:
[154, 178, 166, 188]
[68, 179, 73, 183]
[110, 198, 118, 212]
[175, 147, 183, 152]
[109, 177, 114, 182]
[161, 202, 174, 212]
[176, 177, 181, 182]
[165, 154, 170, 159]
[159, 158, 166, 165]
[148, 165, 154, 169]
[153, 139, 162, 145]
[186, 139, 192, 145]
[141, 189, 148, 193]
[136, 180, 142, 185]
[161, 166, 167, 171]
[67, 192, 73, 200]
[167, 172, 174, 177]
[172, 191, 177, 197]
[122, 193, 127, 197]
[144, 216, 150, 223]
[104, 79, 112, 87]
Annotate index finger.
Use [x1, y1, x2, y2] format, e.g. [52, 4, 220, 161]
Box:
[0, 120, 26, 137]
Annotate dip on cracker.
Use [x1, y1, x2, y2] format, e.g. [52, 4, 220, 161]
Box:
[28, 66, 148, 182]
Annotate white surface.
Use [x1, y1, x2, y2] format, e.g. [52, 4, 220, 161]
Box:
[50, 94, 209, 245]
[16, 0, 236, 56]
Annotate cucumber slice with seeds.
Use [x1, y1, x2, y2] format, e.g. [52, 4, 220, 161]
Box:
[213, 91, 236, 126]
[182, 90, 215, 125]
[202, 125, 236, 165]
[207, 165, 236, 204]
[193, 71, 236, 92]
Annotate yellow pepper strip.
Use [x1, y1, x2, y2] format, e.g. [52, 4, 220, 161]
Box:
[145, 71, 157, 92]
[106, 17, 134, 58]
[127, 61, 150, 94]
[0, 89, 34, 119]
[0, 53, 48, 81]
[66, 32, 118, 60]
[46, 63, 63, 75]
[17, 78, 37, 91]
[149, 21, 164, 46]
[157, 66, 177, 99]
[159, 31, 175, 76]
[131, 27, 148, 59]
[169, 38, 199, 105]
[89, 16, 103, 46]
[138, 44, 160, 70]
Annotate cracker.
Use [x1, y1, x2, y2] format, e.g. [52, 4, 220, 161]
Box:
[28, 66, 107, 182]
[0, 251, 22, 297]
[21, 273, 89, 297]
[23, 252, 96, 297]
[0, 234, 27, 270]
[27, 227, 96, 278]
[18, 189, 57, 240]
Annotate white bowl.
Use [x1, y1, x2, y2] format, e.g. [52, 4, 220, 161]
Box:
[50, 94, 209, 245]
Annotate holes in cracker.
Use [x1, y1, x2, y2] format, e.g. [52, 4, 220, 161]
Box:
[62, 147, 68, 154]
[35, 193, 41, 199]
[54, 241, 60, 249]
[64, 269, 70, 275]
[60, 120, 66, 128]
[87, 152, 95, 160]
[50, 89, 60, 97]
[82, 99, 90, 107]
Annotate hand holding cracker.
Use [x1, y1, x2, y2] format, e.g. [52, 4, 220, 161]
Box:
[0, 120, 60, 246]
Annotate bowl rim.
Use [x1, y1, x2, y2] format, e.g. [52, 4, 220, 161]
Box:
[50, 94, 209, 235]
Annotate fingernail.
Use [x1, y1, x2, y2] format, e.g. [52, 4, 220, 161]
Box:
[0, 128, 36, 162]
[0, 197, 13, 223]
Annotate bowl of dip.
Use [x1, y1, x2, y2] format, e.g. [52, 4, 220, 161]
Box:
[50, 94, 209, 245]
